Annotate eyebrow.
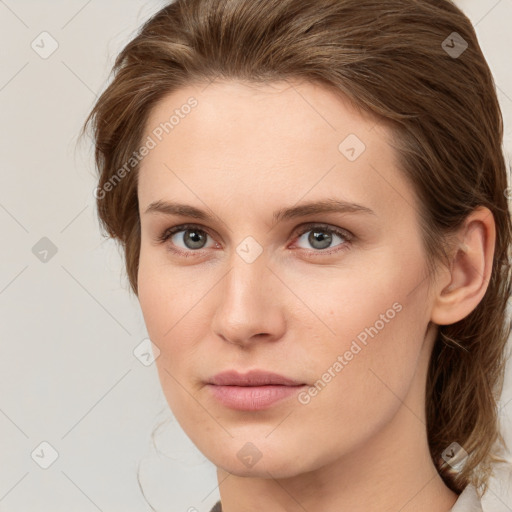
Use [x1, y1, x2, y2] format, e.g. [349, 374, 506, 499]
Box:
[144, 198, 375, 226]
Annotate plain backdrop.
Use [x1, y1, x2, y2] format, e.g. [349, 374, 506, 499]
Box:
[1, 1, 511, 511]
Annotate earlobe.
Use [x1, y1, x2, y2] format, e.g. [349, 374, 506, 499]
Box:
[430, 207, 495, 326]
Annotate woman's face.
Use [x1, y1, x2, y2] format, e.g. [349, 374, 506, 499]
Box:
[136, 79, 437, 477]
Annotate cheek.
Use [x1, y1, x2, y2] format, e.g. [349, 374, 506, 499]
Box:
[137, 257, 200, 421]
[293, 245, 430, 398]
[137, 250, 209, 378]
[137, 248, 192, 338]
[285, 277, 429, 460]
[137, 265, 166, 340]
[288, 250, 424, 346]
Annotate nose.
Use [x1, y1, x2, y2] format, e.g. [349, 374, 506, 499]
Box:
[210, 253, 287, 348]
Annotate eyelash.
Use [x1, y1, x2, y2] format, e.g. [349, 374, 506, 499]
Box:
[156, 223, 353, 258]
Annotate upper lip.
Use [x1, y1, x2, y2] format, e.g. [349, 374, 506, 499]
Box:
[209, 370, 304, 386]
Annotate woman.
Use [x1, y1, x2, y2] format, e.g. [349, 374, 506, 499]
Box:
[82, 0, 511, 510]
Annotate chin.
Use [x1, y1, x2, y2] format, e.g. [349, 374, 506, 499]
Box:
[201, 436, 320, 479]
[214, 454, 307, 479]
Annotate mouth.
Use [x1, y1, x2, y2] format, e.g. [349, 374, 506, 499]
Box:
[206, 370, 307, 411]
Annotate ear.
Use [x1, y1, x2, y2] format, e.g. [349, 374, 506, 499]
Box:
[430, 206, 496, 326]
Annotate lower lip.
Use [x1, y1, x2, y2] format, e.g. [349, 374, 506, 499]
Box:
[206, 384, 306, 411]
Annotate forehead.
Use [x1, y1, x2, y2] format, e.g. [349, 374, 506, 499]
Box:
[142, 79, 382, 156]
[137, 79, 414, 222]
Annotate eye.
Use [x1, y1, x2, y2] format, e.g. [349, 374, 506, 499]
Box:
[156, 222, 352, 258]
[156, 223, 217, 256]
[293, 223, 352, 254]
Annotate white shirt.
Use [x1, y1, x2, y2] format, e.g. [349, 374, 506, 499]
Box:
[450, 484, 483, 511]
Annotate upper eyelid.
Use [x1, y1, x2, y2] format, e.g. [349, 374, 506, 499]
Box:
[295, 222, 352, 238]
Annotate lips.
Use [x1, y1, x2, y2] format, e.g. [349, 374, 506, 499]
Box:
[206, 370, 306, 411]
[209, 370, 304, 387]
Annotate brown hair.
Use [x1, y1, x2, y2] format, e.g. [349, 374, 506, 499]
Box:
[81, 0, 512, 497]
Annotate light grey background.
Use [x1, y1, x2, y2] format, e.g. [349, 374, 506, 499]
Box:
[0, 1, 511, 511]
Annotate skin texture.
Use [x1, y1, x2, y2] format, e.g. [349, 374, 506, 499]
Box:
[136, 80, 495, 512]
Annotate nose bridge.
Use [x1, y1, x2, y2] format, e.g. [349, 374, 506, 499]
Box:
[223, 247, 272, 312]
[211, 244, 285, 343]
